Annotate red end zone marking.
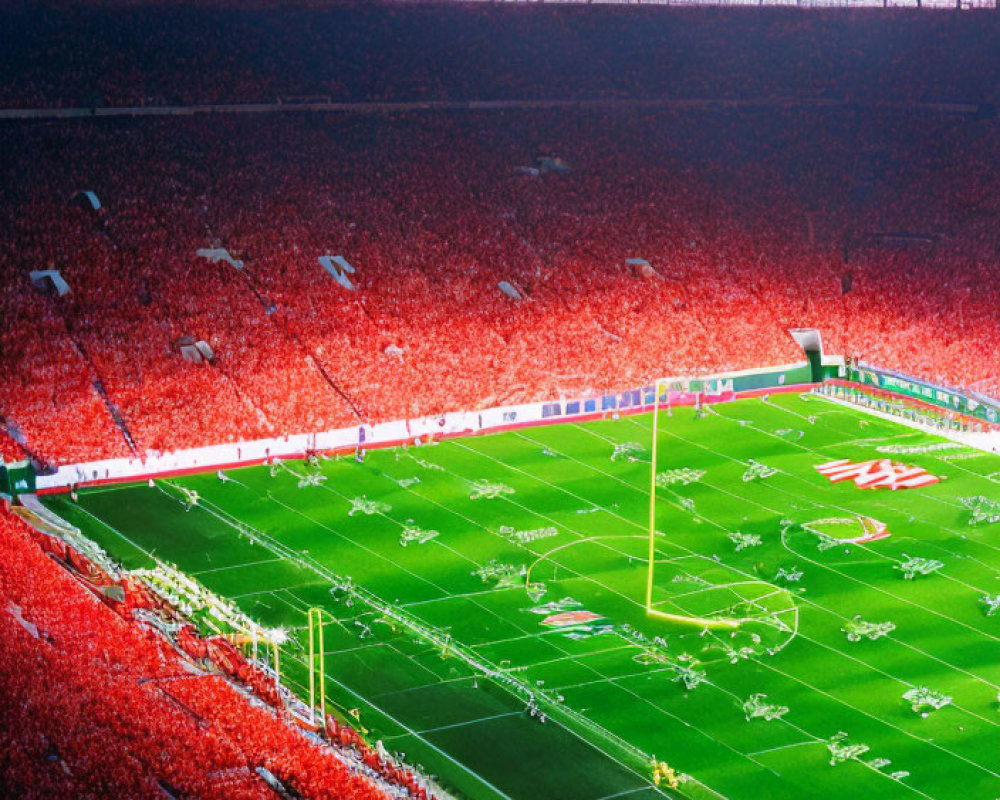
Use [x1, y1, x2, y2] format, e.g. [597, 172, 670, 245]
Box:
[856, 531, 892, 543]
[815, 459, 939, 490]
[541, 610, 603, 627]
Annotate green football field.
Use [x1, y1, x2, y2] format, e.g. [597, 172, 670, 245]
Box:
[44, 393, 1000, 800]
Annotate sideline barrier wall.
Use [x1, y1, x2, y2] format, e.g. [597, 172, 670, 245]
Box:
[824, 379, 1000, 431]
[35, 361, 823, 492]
[848, 362, 1000, 425]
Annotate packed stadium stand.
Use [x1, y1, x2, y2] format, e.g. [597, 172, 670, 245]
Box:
[3, 3, 1000, 799]
[3, 107, 1000, 464]
[0, 512, 388, 800]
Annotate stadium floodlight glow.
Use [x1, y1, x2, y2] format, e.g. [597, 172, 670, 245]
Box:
[266, 627, 289, 646]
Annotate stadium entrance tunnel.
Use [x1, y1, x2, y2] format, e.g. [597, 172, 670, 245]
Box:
[788, 328, 826, 384]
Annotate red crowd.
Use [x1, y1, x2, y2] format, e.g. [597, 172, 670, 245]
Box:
[3, 7, 1000, 799]
[0, 509, 390, 800]
[3, 108, 1000, 466]
[0, 433, 26, 463]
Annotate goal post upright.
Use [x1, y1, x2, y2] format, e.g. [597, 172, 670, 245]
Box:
[646, 379, 661, 613]
[308, 609, 316, 723]
[307, 607, 326, 724]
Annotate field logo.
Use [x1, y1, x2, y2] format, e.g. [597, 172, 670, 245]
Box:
[815, 458, 939, 490]
[541, 610, 603, 627]
[803, 515, 890, 545]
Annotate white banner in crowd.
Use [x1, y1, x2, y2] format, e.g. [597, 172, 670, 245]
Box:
[35, 362, 815, 491]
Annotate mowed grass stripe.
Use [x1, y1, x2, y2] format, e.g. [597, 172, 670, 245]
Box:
[165, 465, 675, 800]
[51, 395, 1000, 800]
[464, 417, 1000, 779]
[515, 419, 1000, 678]
[434, 432, 998, 792]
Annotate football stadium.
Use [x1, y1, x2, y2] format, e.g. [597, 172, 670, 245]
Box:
[2, 3, 1000, 800]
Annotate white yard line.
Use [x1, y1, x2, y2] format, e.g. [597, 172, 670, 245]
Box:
[814, 393, 1000, 455]
[192, 557, 282, 576]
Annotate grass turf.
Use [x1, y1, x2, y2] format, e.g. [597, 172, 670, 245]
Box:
[44, 393, 1000, 800]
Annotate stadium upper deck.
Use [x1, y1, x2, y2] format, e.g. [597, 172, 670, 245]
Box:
[2, 3, 999, 110]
